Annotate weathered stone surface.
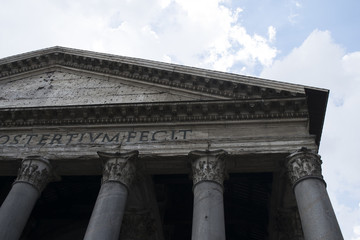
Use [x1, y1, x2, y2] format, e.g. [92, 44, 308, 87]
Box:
[0, 70, 214, 108]
[0, 120, 317, 175]
[0, 119, 317, 175]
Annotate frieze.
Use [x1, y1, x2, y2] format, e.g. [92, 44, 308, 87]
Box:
[0, 98, 308, 128]
[14, 156, 52, 192]
[0, 129, 192, 147]
[286, 148, 323, 187]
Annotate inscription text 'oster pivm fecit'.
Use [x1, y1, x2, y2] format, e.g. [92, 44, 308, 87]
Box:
[0, 129, 192, 147]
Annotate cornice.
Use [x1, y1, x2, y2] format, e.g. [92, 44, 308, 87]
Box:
[0, 98, 308, 128]
[0, 48, 305, 100]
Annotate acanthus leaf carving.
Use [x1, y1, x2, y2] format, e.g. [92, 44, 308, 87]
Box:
[286, 147, 323, 187]
[15, 156, 52, 193]
[189, 150, 227, 187]
[98, 151, 138, 189]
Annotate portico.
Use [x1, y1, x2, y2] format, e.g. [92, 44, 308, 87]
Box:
[0, 47, 343, 239]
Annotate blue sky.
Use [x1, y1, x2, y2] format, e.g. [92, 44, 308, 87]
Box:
[234, 0, 360, 53]
[1, 0, 359, 238]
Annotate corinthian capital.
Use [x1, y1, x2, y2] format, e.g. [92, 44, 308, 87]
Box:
[286, 148, 323, 187]
[15, 156, 52, 193]
[189, 150, 227, 187]
[98, 150, 138, 189]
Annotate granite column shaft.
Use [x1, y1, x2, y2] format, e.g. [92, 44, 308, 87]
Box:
[84, 151, 138, 240]
[190, 150, 227, 240]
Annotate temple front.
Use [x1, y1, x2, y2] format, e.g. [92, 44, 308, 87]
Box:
[0, 47, 343, 239]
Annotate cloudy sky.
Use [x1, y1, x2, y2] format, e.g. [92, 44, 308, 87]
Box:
[1, 0, 359, 238]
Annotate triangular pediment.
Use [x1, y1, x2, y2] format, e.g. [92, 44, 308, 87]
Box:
[0, 68, 217, 108]
[0, 46, 319, 108]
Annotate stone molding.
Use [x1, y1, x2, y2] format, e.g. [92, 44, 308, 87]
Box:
[14, 156, 52, 193]
[0, 98, 308, 128]
[286, 148, 323, 187]
[98, 151, 138, 189]
[189, 150, 227, 187]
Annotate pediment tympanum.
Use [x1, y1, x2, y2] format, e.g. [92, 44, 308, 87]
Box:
[0, 69, 215, 108]
[0, 47, 308, 106]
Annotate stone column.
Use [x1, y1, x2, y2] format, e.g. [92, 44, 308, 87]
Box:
[84, 150, 138, 240]
[286, 148, 343, 240]
[0, 156, 52, 240]
[189, 150, 227, 240]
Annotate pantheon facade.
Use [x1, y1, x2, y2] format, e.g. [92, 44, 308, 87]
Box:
[0, 47, 343, 239]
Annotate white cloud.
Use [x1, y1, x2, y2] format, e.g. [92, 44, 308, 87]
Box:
[295, 1, 302, 8]
[268, 26, 276, 42]
[261, 29, 360, 239]
[0, 0, 276, 75]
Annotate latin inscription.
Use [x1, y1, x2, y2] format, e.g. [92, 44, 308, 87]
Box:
[0, 129, 192, 147]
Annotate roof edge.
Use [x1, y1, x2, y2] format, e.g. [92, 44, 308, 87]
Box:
[0, 46, 327, 94]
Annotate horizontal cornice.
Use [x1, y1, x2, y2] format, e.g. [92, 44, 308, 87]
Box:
[0, 98, 308, 128]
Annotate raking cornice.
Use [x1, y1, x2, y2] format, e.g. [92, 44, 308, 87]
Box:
[0, 47, 307, 100]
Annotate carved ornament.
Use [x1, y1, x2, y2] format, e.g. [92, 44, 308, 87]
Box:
[286, 148, 323, 187]
[15, 156, 52, 193]
[189, 150, 227, 187]
[98, 151, 138, 189]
